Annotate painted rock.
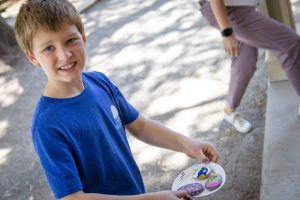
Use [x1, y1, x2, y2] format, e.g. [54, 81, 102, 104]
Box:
[205, 174, 222, 190]
[193, 166, 211, 180]
[177, 183, 205, 196]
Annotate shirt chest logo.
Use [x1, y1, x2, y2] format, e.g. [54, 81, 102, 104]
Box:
[110, 105, 122, 129]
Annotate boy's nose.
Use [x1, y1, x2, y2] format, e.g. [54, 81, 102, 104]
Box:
[58, 47, 72, 61]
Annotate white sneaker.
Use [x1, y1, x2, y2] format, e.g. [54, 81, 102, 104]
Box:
[224, 111, 252, 133]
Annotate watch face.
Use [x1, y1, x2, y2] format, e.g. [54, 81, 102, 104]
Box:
[222, 28, 233, 37]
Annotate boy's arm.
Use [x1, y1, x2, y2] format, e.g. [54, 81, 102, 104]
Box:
[210, 0, 239, 57]
[126, 115, 218, 163]
[62, 190, 191, 200]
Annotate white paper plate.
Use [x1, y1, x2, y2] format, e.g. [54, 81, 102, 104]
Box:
[172, 163, 226, 198]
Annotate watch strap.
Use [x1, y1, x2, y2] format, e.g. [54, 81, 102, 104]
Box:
[221, 27, 233, 37]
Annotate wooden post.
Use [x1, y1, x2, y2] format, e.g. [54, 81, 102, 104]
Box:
[260, 0, 296, 83]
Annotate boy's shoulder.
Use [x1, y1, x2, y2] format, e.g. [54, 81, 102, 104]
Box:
[83, 71, 110, 83]
[83, 71, 118, 93]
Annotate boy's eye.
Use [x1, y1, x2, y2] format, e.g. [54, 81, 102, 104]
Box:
[43, 46, 55, 52]
[66, 38, 77, 44]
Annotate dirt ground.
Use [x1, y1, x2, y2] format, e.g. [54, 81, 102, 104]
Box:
[0, 0, 269, 199]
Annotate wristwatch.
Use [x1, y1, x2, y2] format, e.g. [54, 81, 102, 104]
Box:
[221, 27, 233, 37]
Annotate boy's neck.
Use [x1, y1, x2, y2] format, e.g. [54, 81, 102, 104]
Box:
[43, 78, 85, 99]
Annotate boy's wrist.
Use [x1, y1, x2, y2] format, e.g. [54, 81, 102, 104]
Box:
[177, 135, 193, 155]
[138, 193, 155, 200]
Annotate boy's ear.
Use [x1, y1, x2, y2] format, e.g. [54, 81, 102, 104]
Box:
[25, 51, 40, 67]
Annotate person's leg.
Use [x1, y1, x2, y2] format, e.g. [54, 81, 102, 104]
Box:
[226, 6, 300, 97]
[223, 42, 257, 133]
[226, 6, 300, 117]
[203, 2, 300, 96]
[200, 2, 258, 110]
[200, 2, 257, 133]
[227, 43, 258, 110]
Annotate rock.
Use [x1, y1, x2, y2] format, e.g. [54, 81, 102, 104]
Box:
[177, 183, 204, 196]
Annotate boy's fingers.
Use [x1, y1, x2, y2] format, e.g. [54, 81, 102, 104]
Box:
[198, 150, 210, 163]
[175, 190, 192, 199]
[210, 152, 219, 163]
[208, 146, 219, 163]
[175, 190, 187, 196]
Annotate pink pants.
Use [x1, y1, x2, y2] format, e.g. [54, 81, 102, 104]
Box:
[200, 1, 300, 108]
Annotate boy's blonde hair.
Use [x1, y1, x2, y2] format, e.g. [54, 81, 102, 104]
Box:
[14, 0, 84, 53]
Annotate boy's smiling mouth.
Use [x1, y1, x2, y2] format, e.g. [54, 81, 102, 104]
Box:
[59, 62, 76, 71]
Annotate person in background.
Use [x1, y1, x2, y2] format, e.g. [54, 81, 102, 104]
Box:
[199, 0, 300, 133]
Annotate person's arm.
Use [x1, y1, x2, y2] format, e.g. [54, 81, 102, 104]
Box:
[62, 190, 191, 200]
[210, 0, 239, 57]
[126, 115, 219, 163]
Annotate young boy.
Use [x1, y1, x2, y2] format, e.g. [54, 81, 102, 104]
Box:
[14, 0, 219, 199]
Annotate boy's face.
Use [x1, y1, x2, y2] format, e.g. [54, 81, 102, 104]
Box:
[26, 24, 86, 85]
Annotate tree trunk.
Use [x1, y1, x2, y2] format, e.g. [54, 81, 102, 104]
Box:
[0, 15, 21, 65]
[0, 15, 18, 55]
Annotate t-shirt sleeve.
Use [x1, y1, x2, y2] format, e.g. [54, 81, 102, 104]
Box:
[88, 71, 139, 124]
[111, 83, 139, 125]
[32, 126, 82, 199]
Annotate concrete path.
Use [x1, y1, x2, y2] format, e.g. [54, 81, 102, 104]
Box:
[261, 81, 300, 200]
[0, 0, 270, 199]
[260, 0, 300, 199]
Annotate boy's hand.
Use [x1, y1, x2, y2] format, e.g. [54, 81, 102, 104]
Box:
[147, 190, 192, 200]
[184, 140, 219, 163]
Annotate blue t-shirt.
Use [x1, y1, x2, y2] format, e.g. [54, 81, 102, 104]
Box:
[31, 71, 146, 199]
